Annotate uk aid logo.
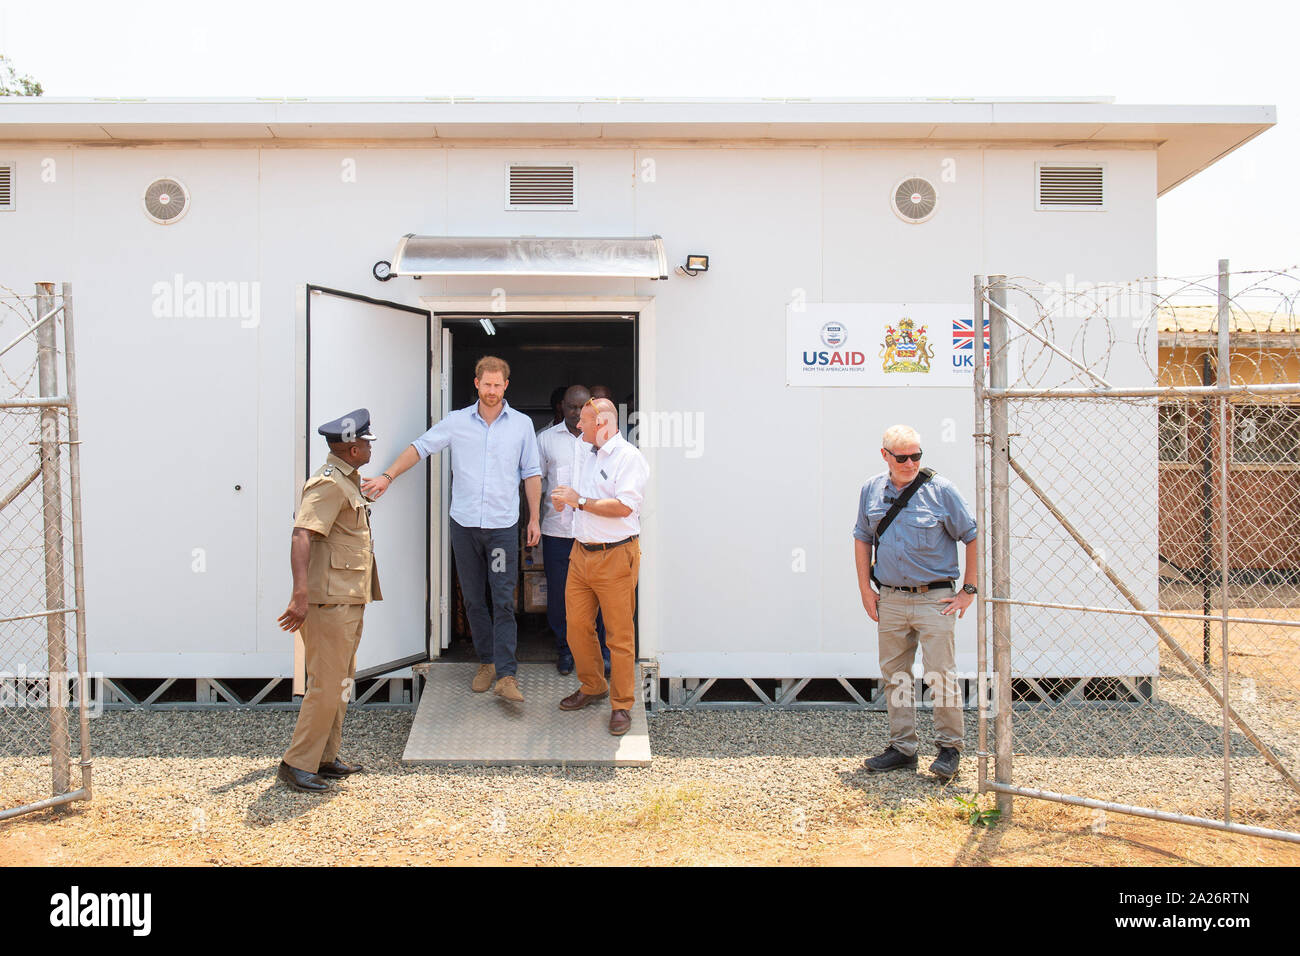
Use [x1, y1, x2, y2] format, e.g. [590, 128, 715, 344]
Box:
[951, 317, 990, 370]
[802, 321, 866, 369]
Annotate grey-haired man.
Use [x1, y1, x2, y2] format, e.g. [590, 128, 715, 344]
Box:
[853, 424, 977, 782]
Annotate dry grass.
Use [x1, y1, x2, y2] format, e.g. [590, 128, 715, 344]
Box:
[2, 708, 1298, 867]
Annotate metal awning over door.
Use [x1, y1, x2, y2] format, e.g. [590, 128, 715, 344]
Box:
[391, 235, 668, 279]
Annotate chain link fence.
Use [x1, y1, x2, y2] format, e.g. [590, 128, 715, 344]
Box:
[0, 282, 92, 821]
[975, 265, 1300, 843]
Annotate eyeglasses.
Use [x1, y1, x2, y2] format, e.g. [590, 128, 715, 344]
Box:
[885, 449, 923, 463]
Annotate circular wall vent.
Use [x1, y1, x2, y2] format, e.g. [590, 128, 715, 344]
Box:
[143, 177, 190, 224]
[892, 177, 937, 223]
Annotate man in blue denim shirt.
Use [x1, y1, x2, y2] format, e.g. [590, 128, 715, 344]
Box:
[364, 356, 541, 703]
[853, 424, 977, 781]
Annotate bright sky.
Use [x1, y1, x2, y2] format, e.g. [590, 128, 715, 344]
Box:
[3, 0, 1296, 283]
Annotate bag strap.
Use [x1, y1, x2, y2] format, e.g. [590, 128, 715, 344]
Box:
[870, 468, 935, 586]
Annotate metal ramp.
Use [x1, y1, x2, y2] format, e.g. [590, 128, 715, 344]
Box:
[402, 662, 651, 766]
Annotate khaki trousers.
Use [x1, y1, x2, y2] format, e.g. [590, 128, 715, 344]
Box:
[877, 586, 964, 756]
[566, 540, 640, 711]
[284, 603, 364, 772]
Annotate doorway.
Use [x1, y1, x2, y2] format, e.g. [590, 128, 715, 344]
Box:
[434, 312, 637, 667]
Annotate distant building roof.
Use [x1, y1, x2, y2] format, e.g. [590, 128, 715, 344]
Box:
[1159, 305, 1300, 336]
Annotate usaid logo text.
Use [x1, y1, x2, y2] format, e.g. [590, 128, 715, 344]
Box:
[802, 349, 867, 367]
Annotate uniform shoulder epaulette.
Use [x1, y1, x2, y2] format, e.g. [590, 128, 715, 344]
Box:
[322, 465, 335, 477]
[302, 471, 335, 492]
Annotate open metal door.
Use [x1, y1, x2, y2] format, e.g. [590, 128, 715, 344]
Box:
[301, 285, 435, 678]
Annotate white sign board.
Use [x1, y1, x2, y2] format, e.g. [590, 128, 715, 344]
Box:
[787, 303, 992, 387]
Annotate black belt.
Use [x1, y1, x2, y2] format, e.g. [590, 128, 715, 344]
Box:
[578, 535, 638, 552]
[883, 580, 953, 593]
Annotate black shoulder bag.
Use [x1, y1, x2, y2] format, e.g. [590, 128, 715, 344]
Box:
[869, 467, 935, 588]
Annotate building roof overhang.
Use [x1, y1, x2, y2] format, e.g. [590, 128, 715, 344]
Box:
[0, 96, 1275, 195]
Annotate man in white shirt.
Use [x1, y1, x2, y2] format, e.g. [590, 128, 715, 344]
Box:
[550, 397, 649, 736]
[537, 385, 609, 676]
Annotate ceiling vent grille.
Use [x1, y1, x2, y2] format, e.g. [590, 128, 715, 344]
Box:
[892, 177, 938, 223]
[143, 177, 190, 224]
[0, 163, 13, 211]
[1037, 163, 1105, 209]
[508, 164, 576, 209]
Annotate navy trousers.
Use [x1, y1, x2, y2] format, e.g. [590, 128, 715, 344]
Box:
[542, 533, 607, 662]
[450, 518, 520, 678]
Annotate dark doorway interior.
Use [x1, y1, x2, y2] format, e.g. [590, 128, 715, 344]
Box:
[440, 314, 636, 665]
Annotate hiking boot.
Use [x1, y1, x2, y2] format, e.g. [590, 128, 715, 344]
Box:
[493, 674, 524, 702]
[930, 747, 960, 781]
[863, 745, 918, 773]
[471, 663, 495, 693]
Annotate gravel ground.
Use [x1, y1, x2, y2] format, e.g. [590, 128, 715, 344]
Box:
[2, 708, 977, 865]
[1010, 655, 1300, 831]
[2, 686, 1298, 865]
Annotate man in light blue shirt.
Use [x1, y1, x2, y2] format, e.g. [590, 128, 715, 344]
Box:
[853, 423, 977, 782]
[363, 356, 541, 702]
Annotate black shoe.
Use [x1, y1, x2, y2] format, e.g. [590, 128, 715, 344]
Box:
[556, 653, 575, 676]
[317, 758, 363, 778]
[277, 761, 329, 792]
[603, 656, 611, 678]
[863, 746, 918, 773]
[930, 747, 960, 781]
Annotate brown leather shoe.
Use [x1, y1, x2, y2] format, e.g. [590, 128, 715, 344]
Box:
[608, 709, 631, 736]
[471, 663, 495, 693]
[559, 688, 609, 711]
[493, 674, 524, 702]
[317, 758, 363, 778]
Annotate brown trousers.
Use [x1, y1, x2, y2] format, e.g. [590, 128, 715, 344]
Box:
[566, 540, 640, 711]
[284, 603, 364, 772]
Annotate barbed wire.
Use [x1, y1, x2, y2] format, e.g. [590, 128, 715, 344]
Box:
[982, 265, 1300, 837]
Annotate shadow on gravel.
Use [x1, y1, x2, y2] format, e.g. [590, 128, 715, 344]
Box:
[243, 785, 344, 826]
[952, 816, 1007, 866]
[834, 763, 977, 812]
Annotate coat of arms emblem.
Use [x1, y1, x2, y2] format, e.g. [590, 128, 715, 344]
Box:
[880, 317, 934, 373]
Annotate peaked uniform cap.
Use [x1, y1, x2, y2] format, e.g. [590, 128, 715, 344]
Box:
[317, 408, 376, 442]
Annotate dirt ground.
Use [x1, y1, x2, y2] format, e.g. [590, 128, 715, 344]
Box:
[2, 710, 1298, 867]
[3, 782, 1298, 868]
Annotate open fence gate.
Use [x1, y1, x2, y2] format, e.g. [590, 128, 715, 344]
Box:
[0, 283, 92, 821]
[974, 265, 1300, 844]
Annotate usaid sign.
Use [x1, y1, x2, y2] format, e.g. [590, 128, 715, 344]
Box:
[787, 303, 995, 387]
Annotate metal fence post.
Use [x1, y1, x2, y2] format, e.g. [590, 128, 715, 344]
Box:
[1217, 258, 1232, 823]
[35, 281, 70, 798]
[61, 283, 92, 798]
[973, 275, 989, 794]
[988, 275, 1013, 817]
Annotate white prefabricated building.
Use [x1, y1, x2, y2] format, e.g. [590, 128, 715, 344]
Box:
[0, 97, 1274, 699]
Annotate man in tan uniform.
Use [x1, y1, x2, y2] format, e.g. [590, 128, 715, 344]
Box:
[276, 408, 382, 793]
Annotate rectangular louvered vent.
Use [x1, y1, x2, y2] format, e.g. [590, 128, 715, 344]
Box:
[508, 164, 576, 209]
[1037, 163, 1105, 209]
[0, 164, 12, 211]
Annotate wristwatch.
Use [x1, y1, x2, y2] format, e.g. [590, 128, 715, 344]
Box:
[961, 584, 978, 595]
[577, 497, 588, 511]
